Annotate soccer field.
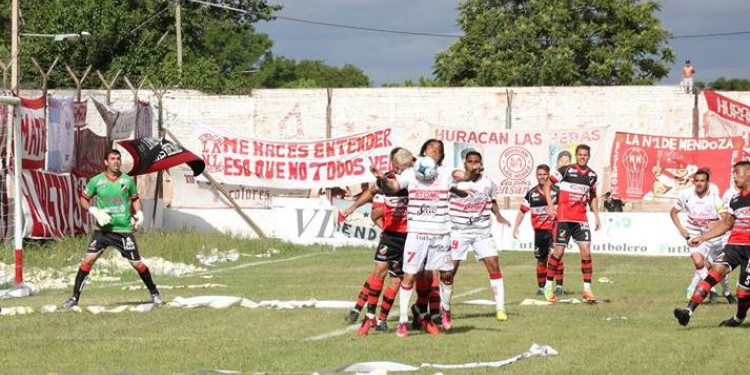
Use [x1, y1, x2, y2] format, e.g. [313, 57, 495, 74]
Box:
[0, 232, 743, 374]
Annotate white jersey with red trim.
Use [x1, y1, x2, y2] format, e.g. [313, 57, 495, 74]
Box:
[449, 174, 497, 234]
[396, 166, 453, 235]
[673, 188, 725, 236]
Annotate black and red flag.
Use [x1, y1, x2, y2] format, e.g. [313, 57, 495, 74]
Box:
[118, 138, 205, 176]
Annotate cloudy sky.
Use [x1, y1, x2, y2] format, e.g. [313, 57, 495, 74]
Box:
[255, 0, 750, 86]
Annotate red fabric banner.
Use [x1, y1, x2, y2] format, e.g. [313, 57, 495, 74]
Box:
[610, 132, 743, 200]
[20, 96, 46, 170]
[73, 128, 109, 179]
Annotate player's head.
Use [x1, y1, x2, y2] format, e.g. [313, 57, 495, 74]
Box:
[536, 164, 550, 186]
[419, 139, 445, 166]
[575, 144, 591, 167]
[556, 150, 572, 169]
[463, 150, 483, 173]
[732, 161, 750, 190]
[685, 60, 691, 65]
[103, 149, 122, 174]
[390, 147, 415, 174]
[693, 169, 710, 194]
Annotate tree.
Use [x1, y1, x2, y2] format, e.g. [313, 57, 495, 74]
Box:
[696, 77, 750, 91]
[434, 0, 675, 86]
[252, 57, 370, 88]
[0, 1, 369, 93]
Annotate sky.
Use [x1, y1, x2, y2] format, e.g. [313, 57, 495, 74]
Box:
[254, 0, 750, 86]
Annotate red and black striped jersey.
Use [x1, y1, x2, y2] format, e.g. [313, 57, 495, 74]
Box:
[373, 171, 409, 233]
[727, 189, 750, 245]
[550, 164, 597, 223]
[520, 185, 559, 231]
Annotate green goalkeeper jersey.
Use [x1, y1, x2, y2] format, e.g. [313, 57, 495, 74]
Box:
[83, 173, 139, 232]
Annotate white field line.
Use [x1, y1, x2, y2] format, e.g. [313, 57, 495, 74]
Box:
[305, 325, 359, 341]
[304, 287, 488, 341]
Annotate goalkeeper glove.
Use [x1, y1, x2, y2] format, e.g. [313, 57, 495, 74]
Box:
[88, 207, 111, 226]
[133, 210, 144, 230]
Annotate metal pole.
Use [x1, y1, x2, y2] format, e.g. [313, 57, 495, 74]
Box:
[11, 0, 23, 286]
[175, 0, 183, 80]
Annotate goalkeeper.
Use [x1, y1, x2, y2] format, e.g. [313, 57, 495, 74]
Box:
[62, 150, 162, 308]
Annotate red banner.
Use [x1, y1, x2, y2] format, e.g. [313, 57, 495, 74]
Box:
[73, 128, 109, 179]
[0, 95, 7, 159]
[73, 99, 87, 129]
[0, 173, 10, 241]
[196, 126, 393, 189]
[20, 96, 46, 170]
[702, 90, 750, 158]
[610, 132, 743, 200]
[21, 170, 75, 238]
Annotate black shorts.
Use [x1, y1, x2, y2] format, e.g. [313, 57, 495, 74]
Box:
[86, 231, 141, 261]
[373, 231, 406, 277]
[554, 221, 591, 246]
[534, 230, 554, 259]
[713, 244, 750, 288]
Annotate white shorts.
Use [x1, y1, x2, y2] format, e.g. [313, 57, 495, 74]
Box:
[450, 231, 497, 261]
[691, 238, 723, 262]
[403, 233, 453, 274]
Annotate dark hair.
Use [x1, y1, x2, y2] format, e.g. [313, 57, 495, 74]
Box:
[419, 139, 445, 165]
[733, 161, 750, 169]
[464, 150, 482, 162]
[536, 164, 550, 173]
[556, 150, 572, 162]
[686, 60, 691, 64]
[104, 149, 121, 160]
[390, 147, 404, 158]
[575, 144, 591, 154]
[605, 191, 612, 197]
[694, 168, 710, 180]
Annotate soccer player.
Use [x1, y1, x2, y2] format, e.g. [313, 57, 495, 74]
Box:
[674, 161, 750, 327]
[373, 139, 472, 338]
[444, 150, 511, 325]
[542, 144, 601, 303]
[669, 169, 733, 303]
[513, 164, 565, 296]
[341, 147, 414, 335]
[62, 150, 162, 308]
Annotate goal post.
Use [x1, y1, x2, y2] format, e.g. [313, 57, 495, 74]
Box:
[1, 95, 24, 286]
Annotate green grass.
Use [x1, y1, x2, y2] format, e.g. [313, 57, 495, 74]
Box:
[0, 232, 745, 374]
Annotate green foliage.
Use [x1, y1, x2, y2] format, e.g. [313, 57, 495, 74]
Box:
[434, 0, 675, 86]
[0, 1, 370, 92]
[697, 77, 750, 91]
[252, 57, 370, 89]
[382, 75, 446, 87]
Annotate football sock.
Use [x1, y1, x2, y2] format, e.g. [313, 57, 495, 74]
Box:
[378, 286, 398, 321]
[399, 284, 414, 323]
[490, 272, 505, 311]
[688, 269, 722, 312]
[72, 263, 92, 299]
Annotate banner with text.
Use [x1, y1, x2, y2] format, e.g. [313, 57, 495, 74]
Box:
[20, 96, 46, 170]
[434, 127, 548, 197]
[549, 127, 611, 174]
[701, 90, 750, 158]
[610, 132, 743, 200]
[170, 166, 273, 209]
[47, 97, 76, 173]
[196, 126, 393, 189]
[20, 170, 89, 238]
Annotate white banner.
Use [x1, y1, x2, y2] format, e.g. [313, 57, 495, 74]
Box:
[549, 127, 611, 175]
[92, 97, 136, 140]
[434, 127, 548, 197]
[196, 126, 394, 189]
[47, 97, 76, 173]
[169, 167, 273, 209]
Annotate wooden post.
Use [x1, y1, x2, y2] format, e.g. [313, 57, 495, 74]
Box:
[148, 82, 168, 228]
[504, 89, 514, 209]
[95, 69, 121, 105]
[30, 57, 58, 114]
[64, 64, 92, 102]
[164, 128, 268, 239]
[0, 59, 9, 90]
